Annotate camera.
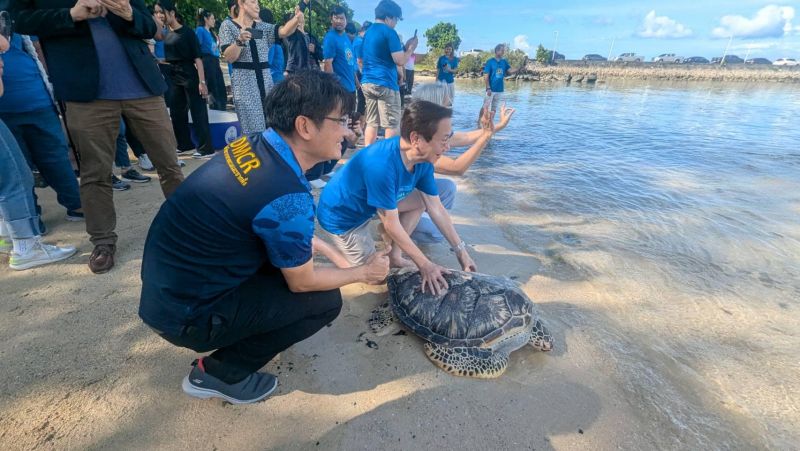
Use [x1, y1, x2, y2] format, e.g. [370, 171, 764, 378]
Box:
[298, 0, 310, 13]
[247, 28, 264, 39]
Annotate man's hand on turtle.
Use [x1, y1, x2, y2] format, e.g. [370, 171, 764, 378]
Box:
[420, 261, 449, 295]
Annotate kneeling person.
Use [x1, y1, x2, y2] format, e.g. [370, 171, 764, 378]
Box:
[139, 71, 389, 404]
[318, 100, 477, 296]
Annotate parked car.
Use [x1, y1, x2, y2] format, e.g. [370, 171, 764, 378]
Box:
[710, 55, 744, 64]
[551, 51, 566, 61]
[615, 53, 642, 62]
[745, 58, 772, 65]
[682, 56, 709, 64]
[653, 53, 682, 63]
[582, 53, 607, 62]
[773, 58, 799, 66]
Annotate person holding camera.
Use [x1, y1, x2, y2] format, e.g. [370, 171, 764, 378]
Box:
[220, 0, 303, 134]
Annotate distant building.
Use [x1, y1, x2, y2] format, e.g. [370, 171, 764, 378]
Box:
[461, 49, 483, 57]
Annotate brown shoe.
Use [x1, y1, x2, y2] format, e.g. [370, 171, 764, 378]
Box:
[89, 244, 116, 274]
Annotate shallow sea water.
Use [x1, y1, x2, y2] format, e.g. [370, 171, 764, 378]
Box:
[449, 79, 800, 448]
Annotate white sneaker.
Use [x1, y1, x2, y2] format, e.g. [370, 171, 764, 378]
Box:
[309, 179, 327, 189]
[9, 240, 77, 270]
[138, 154, 154, 171]
[177, 158, 186, 168]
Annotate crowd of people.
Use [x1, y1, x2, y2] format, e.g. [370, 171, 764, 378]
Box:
[1, 0, 521, 404]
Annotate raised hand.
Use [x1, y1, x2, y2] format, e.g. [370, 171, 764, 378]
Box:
[495, 103, 516, 132]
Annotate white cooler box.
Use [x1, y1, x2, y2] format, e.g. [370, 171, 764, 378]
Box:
[189, 109, 242, 151]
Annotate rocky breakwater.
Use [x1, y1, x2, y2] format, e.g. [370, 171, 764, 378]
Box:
[419, 62, 800, 84]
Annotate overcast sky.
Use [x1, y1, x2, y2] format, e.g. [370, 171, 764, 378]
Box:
[344, 0, 800, 60]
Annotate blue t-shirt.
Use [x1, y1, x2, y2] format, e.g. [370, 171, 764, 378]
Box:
[318, 137, 439, 235]
[139, 129, 315, 335]
[360, 23, 403, 91]
[353, 36, 363, 60]
[323, 29, 356, 92]
[88, 18, 151, 100]
[269, 44, 285, 83]
[437, 55, 459, 84]
[484, 57, 511, 93]
[195, 26, 220, 57]
[154, 27, 168, 59]
[0, 35, 53, 114]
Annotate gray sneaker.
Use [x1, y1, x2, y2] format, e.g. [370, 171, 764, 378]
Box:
[181, 359, 278, 404]
[9, 240, 77, 270]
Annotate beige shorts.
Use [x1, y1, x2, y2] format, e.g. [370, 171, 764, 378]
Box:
[362, 83, 402, 129]
[323, 220, 376, 266]
[487, 92, 504, 112]
[440, 81, 455, 106]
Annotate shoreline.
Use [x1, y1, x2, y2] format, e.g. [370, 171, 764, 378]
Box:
[0, 153, 772, 448]
[416, 63, 800, 83]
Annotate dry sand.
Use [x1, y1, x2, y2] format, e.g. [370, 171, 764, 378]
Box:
[0, 157, 759, 450]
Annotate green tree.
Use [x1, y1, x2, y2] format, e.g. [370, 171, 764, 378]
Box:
[424, 22, 461, 52]
[535, 44, 549, 64]
[172, 0, 353, 40]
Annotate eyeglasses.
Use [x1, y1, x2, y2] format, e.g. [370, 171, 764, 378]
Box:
[441, 130, 454, 144]
[324, 116, 349, 127]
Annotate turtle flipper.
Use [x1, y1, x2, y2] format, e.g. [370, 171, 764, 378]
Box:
[529, 319, 554, 351]
[423, 343, 508, 378]
[369, 303, 400, 335]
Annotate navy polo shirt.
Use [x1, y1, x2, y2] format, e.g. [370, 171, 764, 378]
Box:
[139, 129, 315, 335]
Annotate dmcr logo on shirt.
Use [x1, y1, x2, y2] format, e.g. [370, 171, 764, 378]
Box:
[224, 136, 261, 186]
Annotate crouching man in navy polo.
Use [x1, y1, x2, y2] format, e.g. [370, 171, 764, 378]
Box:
[139, 71, 389, 404]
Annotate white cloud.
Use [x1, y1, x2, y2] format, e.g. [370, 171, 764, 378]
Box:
[638, 10, 693, 38]
[409, 0, 464, 17]
[712, 5, 796, 39]
[513, 35, 532, 53]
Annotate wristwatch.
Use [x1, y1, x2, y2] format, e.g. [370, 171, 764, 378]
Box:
[451, 240, 467, 253]
[200, 80, 207, 85]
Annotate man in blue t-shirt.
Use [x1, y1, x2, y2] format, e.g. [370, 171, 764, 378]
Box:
[436, 43, 459, 106]
[360, 0, 418, 146]
[318, 100, 477, 296]
[139, 71, 389, 404]
[484, 44, 525, 119]
[322, 6, 356, 95]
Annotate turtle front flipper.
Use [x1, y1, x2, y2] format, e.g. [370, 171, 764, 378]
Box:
[369, 303, 400, 335]
[529, 319, 554, 351]
[423, 343, 508, 378]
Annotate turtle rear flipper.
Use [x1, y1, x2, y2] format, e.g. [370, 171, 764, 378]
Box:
[529, 319, 554, 351]
[424, 343, 508, 378]
[369, 303, 400, 336]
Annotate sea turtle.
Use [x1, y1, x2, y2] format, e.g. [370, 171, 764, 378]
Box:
[369, 269, 553, 378]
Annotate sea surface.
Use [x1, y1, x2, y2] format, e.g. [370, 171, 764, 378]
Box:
[449, 79, 800, 448]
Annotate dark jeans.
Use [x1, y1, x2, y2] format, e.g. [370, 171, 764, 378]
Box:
[202, 54, 227, 111]
[158, 63, 174, 107]
[157, 265, 342, 384]
[0, 107, 82, 213]
[168, 64, 213, 155]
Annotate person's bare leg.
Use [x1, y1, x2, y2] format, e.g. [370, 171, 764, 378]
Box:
[388, 191, 425, 268]
[364, 125, 378, 146]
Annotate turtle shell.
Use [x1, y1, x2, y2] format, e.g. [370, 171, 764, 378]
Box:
[387, 269, 533, 348]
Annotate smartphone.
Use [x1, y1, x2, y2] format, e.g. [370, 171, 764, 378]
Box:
[414, 29, 418, 37]
[248, 28, 264, 39]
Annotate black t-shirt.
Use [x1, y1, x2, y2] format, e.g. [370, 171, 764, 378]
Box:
[283, 30, 312, 72]
[139, 130, 316, 336]
[164, 26, 201, 65]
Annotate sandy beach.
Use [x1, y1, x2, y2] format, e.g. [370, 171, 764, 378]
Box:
[0, 151, 790, 449]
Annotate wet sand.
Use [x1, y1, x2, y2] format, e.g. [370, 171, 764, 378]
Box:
[0, 156, 786, 449]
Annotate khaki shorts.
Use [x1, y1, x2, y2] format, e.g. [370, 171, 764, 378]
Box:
[362, 83, 402, 129]
[487, 91, 504, 112]
[440, 81, 455, 106]
[323, 220, 376, 266]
